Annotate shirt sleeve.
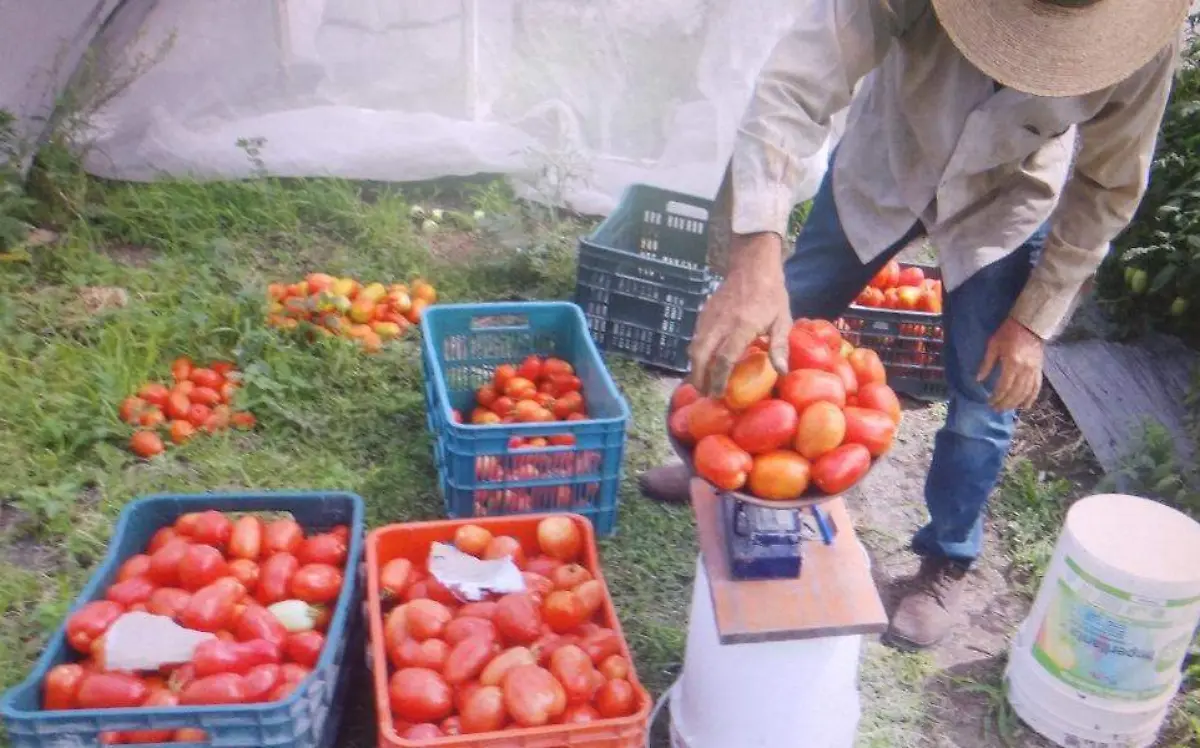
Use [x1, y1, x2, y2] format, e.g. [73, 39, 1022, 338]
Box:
[729, 0, 921, 238]
[1010, 41, 1180, 340]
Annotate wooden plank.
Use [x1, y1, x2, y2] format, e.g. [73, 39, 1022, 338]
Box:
[1044, 335, 1197, 475]
[690, 478, 888, 645]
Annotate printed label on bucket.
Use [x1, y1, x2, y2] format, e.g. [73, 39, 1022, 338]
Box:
[1030, 556, 1199, 702]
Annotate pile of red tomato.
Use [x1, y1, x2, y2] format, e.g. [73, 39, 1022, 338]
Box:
[376, 517, 642, 740]
[267, 274, 437, 353]
[669, 318, 902, 500]
[852, 259, 943, 313]
[46, 511, 349, 744]
[461, 355, 588, 427]
[119, 357, 255, 460]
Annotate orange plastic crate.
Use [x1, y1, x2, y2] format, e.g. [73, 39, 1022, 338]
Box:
[366, 514, 652, 747]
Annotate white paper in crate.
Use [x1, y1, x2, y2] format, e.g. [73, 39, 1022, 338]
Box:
[103, 612, 215, 671]
[428, 542, 525, 602]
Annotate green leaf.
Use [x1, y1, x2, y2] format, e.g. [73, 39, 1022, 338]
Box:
[1149, 264, 1176, 294]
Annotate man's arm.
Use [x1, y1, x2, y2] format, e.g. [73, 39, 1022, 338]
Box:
[707, 0, 920, 275]
[1008, 40, 1179, 340]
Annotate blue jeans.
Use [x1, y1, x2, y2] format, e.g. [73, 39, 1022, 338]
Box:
[784, 169, 1044, 565]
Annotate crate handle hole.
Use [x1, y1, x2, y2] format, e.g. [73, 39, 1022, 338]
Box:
[665, 201, 709, 222]
[470, 314, 530, 330]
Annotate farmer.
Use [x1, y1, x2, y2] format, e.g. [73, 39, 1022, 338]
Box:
[640, 0, 1187, 649]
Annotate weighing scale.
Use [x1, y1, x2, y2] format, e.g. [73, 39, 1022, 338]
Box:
[667, 409, 856, 581]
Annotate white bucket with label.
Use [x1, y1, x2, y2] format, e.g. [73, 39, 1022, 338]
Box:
[668, 557, 863, 748]
[1006, 494, 1200, 747]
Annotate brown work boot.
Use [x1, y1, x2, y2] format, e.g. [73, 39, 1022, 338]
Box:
[886, 556, 969, 649]
[638, 463, 692, 504]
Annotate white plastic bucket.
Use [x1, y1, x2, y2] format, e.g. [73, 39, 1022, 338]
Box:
[668, 556, 863, 748]
[1007, 494, 1200, 746]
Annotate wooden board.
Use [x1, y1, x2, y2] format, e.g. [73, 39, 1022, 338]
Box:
[1044, 335, 1197, 475]
[690, 479, 888, 645]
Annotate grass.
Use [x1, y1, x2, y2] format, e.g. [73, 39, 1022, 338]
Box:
[0, 151, 694, 744]
[857, 644, 936, 747]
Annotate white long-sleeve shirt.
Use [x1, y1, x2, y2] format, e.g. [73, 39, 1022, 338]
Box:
[729, 0, 1178, 339]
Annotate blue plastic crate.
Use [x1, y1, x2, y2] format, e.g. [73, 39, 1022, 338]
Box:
[420, 302, 631, 534]
[0, 491, 365, 748]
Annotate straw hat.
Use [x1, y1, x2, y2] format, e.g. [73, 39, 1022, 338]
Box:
[932, 0, 1190, 97]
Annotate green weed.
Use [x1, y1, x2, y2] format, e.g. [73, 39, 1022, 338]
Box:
[992, 459, 1072, 594]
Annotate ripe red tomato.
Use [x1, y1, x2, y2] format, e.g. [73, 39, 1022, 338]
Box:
[391, 637, 450, 671]
[788, 327, 836, 371]
[389, 668, 453, 723]
[778, 369, 846, 412]
[189, 368, 224, 390]
[578, 629, 622, 666]
[842, 406, 897, 457]
[146, 527, 180, 554]
[289, 564, 343, 604]
[457, 601, 498, 621]
[747, 450, 812, 501]
[137, 407, 166, 429]
[105, 576, 156, 608]
[483, 536, 526, 568]
[43, 663, 87, 710]
[193, 638, 281, 677]
[179, 578, 244, 633]
[77, 673, 148, 709]
[138, 383, 170, 408]
[794, 401, 847, 461]
[171, 357, 194, 382]
[406, 599, 454, 641]
[694, 434, 753, 491]
[174, 513, 202, 537]
[550, 563, 592, 591]
[402, 723, 444, 739]
[858, 382, 902, 424]
[297, 533, 347, 567]
[897, 266, 925, 287]
[444, 616, 497, 647]
[811, 443, 872, 494]
[600, 654, 631, 680]
[517, 355, 544, 382]
[453, 525, 493, 557]
[573, 579, 605, 618]
[148, 538, 191, 587]
[66, 601, 125, 654]
[264, 519, 304, 556]
[848, 348, 887, 389]
[730, 399, 799, 455]
[228, 516, 263, 561]
[542, 590, 587, 634]
[179, 544, 229, 591]
[479, 646, 536, 687]
[503, 665, 566, 727]
[494, 594, 543, 644]
[724, 350, 779, 410]
[190, 386, 222, 407]
[525, 555, 563, 578]
[379, 558, 413, 601]
[179, 673, 247, 705]
[164, 391, 191, 421]
[129, 431, 165, 459]
[549, 644, 595, 704]
[687, 398, 737, 441]
[870, 259, 901, 290]
[257, 552, 300, 605]
[670, 383, 700, 412]
[169, 419, 196, 445]
[119, 396, 146, 424]
[146, 587, 191, 619]
[442, 635, 495, 684]
[535, 516, 581, 562]
[116, 554, 151, 583]
[562, 703, 601, 724]
[795, 318, 844, 352]
[191, 511, 233, 548]
[830, 358, 859, 396]
[595, 678, 636, 717]
[242, 663, 282, 703]
[235, 604, 287, 647]
[459, 684, 506, 734]
[284, 631, 325, 668]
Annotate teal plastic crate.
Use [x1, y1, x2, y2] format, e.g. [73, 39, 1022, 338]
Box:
[0, 491, 365, 748]
[420, 302, 630, 534]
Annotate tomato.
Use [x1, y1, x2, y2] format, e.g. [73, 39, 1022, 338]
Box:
[579, 629, 622, 665]
[191, 511, 232, 548]
[549, 644, 595, 704]
[242, 663, 281, 703]
[284, 630, 325, 668]
[166, 419, 195, 445]
[788, 327, 836, 372]
[228, 559, 260, 592]
[562, 703, 601, 724]
[43, 663, 86, 710]
[179, 673, 247, 705]
[186, 386, 220, 408]
[479, 646, 536, 687]
[129, 431, 165, 459]
[670, 383, 700, 412]
[542, 590, 587, 634]
[66, 601, 125, 654]
[379, 558, 413, 601]
[600, 654, 631, 680]
[235, 604, 287, 647]
[279, 663, 310, 685]
[297, 533, 347, 567]
[179, 578, 244, 632]
[842, 406, 897, 457]
[729, 399, 799, 456]
[573, 579, 605, 619]
[595, 678, 636, 718]
[517, 355, 544, 382]
[166, 663, 197, 694]
[105, 576, 156, 608]
[483, 536, 526, 568]
[444, 618, 497, 649]
[405, 599, 453, 641]
[459, 684, 506, 734]
[542, 358, 574, 378]
[724, 350, 779, 411]
[550, 563, 592, 591]
[389, 667, 453, 723]
[289, 564, 343, 604]
[219, 381, 239, 404]
[174, 380, 196, 397]
[492, 364, 518, 392]
[228, 516, 263, 561]
[694, 434, 753, 491]
[503, 665, 566, 727]
[148, 538, 193, 587]
[256, 553, 299, 605]
[77, 673, 148, 709]
[457, 601, 498, 620]
[521, 572, 554, 602]
[848, 348, 887, 389]
[119, 396, 146, 424]
[146, 587, 191, 619]
[147, 527, 180, 554]
[668, 402, 697, 445]
[748, 450, 812, 501]
[794, 401, 847, 461]
[162, 390, 190, 421]
[179, 544, 229, 591]
[687, 398, 737, 440]
[267, 680, 299, 702]
[919, 287, 943, 313]
[438, 635, 492, 684]
[173, 728, 209, 742]
[534, 517, 581, 563]
[117, 554, 152, 583]
[830, 357, 859, 397]
[264, 519, 304, 556]
[856, 286, 886, 307]
[857, 382, 902, 424]
[174, 513, 202, 536]
[194, 638, 281, 677]
[812, 443, 872, 494]
[897, 266, 925, 288]
[778, 369, 846, 412]
[551, 391, 584, 419]
[137, 407, 166, 429]
[138, 383, 170, 408]
[170, 357, 194, 382]
[447, 527, 490, 561]
[189, 368, 223, 390]
[870, 259, 901, 290]
[211, 360, 237, 377]
[494, 594, 542, 644]
[795, 319, 844, 353]
[524, 556, 563, 579]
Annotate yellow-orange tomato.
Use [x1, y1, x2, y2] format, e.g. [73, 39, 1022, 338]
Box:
[169, 420, 196, 445]
[724, 350, 778, 411]
[747, 450, 811, 501]
[794, 402, 847, 461]
[471, 408, 502, 425]
[847, 349, 887, 389]
[693, 435, 753, 491]
[407, 298, 429, 324]
[454, 525, 493, 557]
[411, 280, 437, 304]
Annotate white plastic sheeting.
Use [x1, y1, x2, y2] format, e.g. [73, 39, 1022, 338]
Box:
[70, 0, 837, 214]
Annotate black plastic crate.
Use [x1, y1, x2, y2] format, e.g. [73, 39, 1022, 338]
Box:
[575, 184, 718, 373]
[837, 263, 947, 401]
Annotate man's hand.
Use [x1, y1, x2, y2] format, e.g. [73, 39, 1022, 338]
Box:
[688, 232, 792, 397]
[976, 317, 1045, 411]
